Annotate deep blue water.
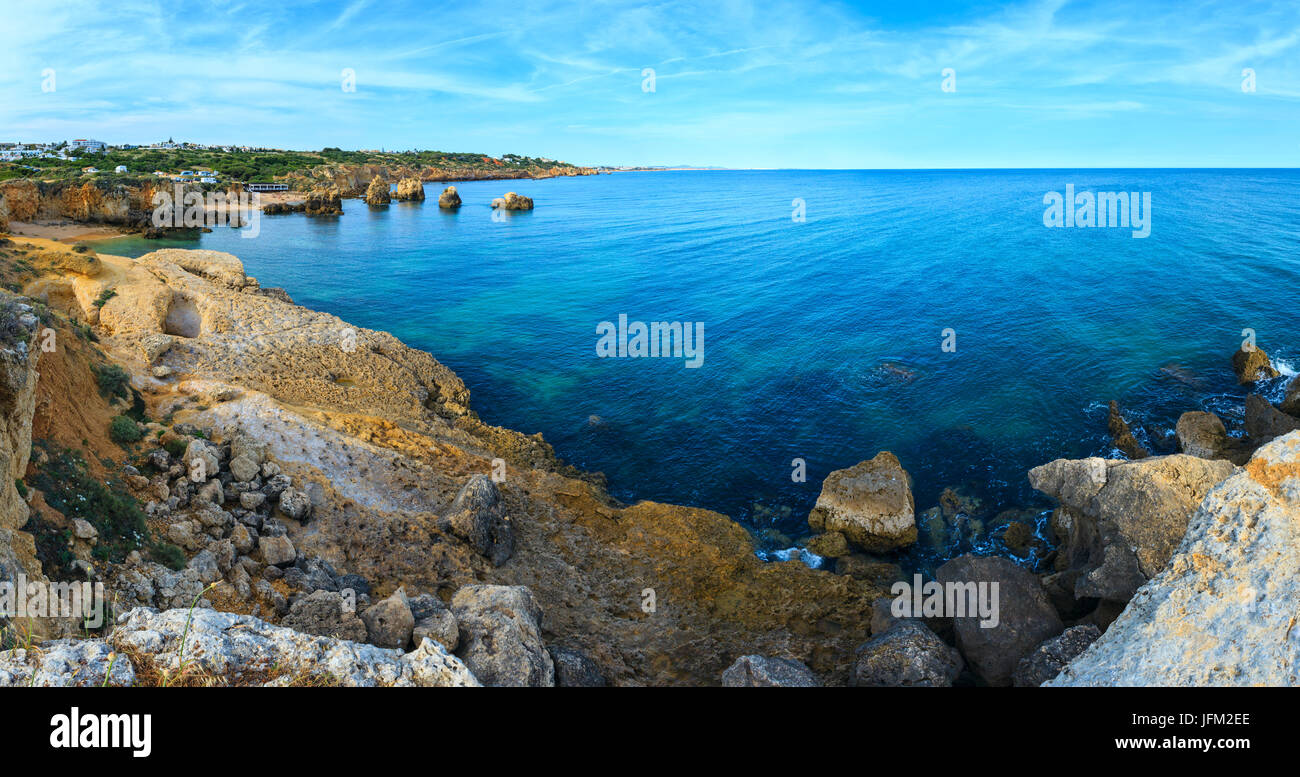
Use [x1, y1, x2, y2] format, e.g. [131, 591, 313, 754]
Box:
[97, 170, 1300, 567]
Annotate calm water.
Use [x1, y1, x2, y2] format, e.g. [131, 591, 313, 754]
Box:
[98, 170, 1300, 567]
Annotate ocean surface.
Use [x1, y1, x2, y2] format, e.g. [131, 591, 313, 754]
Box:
[97, 170, 1300, 570]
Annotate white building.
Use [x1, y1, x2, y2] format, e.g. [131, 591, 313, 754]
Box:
[68, 138, 106, 153]
[114, 165, 129, 173]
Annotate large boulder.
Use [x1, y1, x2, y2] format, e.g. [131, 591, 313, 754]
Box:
[1244, 393, 1300, 445]
[808, 452, 916, 552]
[441, 475, 513, 566]
[721, 655, 820, 687]
[853, 621, 963, 687]
[1049, 433, 1300, 686]
[1280, 375, 1300, 417]
[936, 555, 1063, 686]
[360, 588, 415, 649]
[491, 192, 533, 210]
[437, 186, 461, 209]
[303, 185, 343, 215]
[1012, 624, 1101, 686]
[1231, 344, 1279, 383]
[1175, 411, 1241, 462]
[451, 585, 554, 687]
[1029, 453, 1235, 603]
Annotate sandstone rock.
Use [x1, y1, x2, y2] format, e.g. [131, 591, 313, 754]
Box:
[451, 585, 553, 687]
[108, 607, 478, 686]
[491, 192, 533, 210]
[804, 530, 850, 558]
[721, 655, 820, 687]
[936, 555, 1063, 686]
[303, 185, 343, 216]
[443, 475, 513, 566]
[1245, 393, 1300, 444]
[258, 534, 296, 567]
[1029, 453, 1235, 603]
[1176, 411, 1230, 459]
[549, 646, 607, 687]
[360, 588, 415, 649]
[139, 333, 174, 363]
[363, 176, 391, 206]
[1012, 624, 1101, 687]
[282, 590, 368, 643]
[808, 452, 915, 552]
[852, 621, 963, 687]
[1049, 433, 1300, 686]
[1231, 344, 1279, 383]
[437, 186, 461, 209]
[393, 177, 424, 201]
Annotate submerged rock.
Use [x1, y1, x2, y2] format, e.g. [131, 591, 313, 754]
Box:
[1049, 432, 1300, 686]
[808, 452, 916, 552]
[1107, 400, 1149, 459]
[722, 655, 820, 687]
[853, 621, 963, 687]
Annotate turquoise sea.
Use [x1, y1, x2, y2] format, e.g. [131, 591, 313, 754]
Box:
[97, 170, 1300, 568]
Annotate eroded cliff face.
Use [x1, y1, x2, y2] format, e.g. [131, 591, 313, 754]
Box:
[0, 178, 184, 230]
[0, 292, 46, 626]
[283, 162, 597, 197]
[22, 245, 882, 685]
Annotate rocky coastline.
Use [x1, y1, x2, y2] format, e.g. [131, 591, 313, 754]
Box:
[0, 236, 1296, 686]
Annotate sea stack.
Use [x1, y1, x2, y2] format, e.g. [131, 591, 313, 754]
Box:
[438, 186, 462, 209]
[394, 177, 425, 201]
[364, 176, 391, 206]
[491, 192, 533, 211]
[303, 184, 343, 215]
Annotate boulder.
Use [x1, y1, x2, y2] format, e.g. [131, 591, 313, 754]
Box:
[721, 655, 820, 687]
[1244, 393, 1300, 444]
[852, 621, 963, 687]
[282, 590, 368, 643]
[1012, 624, 1101, 687]
[808, 452, 915, 552]
[936, 555, 1063, 686]
[451, 585, 553, 687]
[139, 333, 174, 363]
[408, 593, 459, 651]
[549, 646, 607, 687]
[1176, 411, 1232, 460]
[0, 639, 135, 687]
[278, 487, 312, 521]
[360, 588, 415, 649]
[437, 186, 461, 209]
[258, 534, 296, 567]
[363, 176, 391, 206]
[303, 185, 343, 216]
[1231, 344, 1280, 383]
[804, 530, 850, 558]
[442, 475, 513, 566]
[1029, 453, 1235, 603]
[1049, 433, 1300, 686]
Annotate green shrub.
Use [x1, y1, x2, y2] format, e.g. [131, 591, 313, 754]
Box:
[92, 362, 131, 400]
[149, 542, 187, 571]
[28, 441, 149, 566]
[92, 288, 117, 308]
[163, 437, 188, 459]
[109, 415, 143, 444]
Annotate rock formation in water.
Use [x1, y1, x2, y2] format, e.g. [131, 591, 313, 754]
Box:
[364, 177, 392, 206]
[807, 451, 916, 552]
[1231, 343, 1280, 383]
[491, 192, 534, 210]
[393, 177, 425, 202]
[303, 185, 344, 215]
[437, 186, 462, 209]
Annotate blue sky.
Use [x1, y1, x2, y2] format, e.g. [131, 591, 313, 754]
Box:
[2, 0, 1298, 167]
